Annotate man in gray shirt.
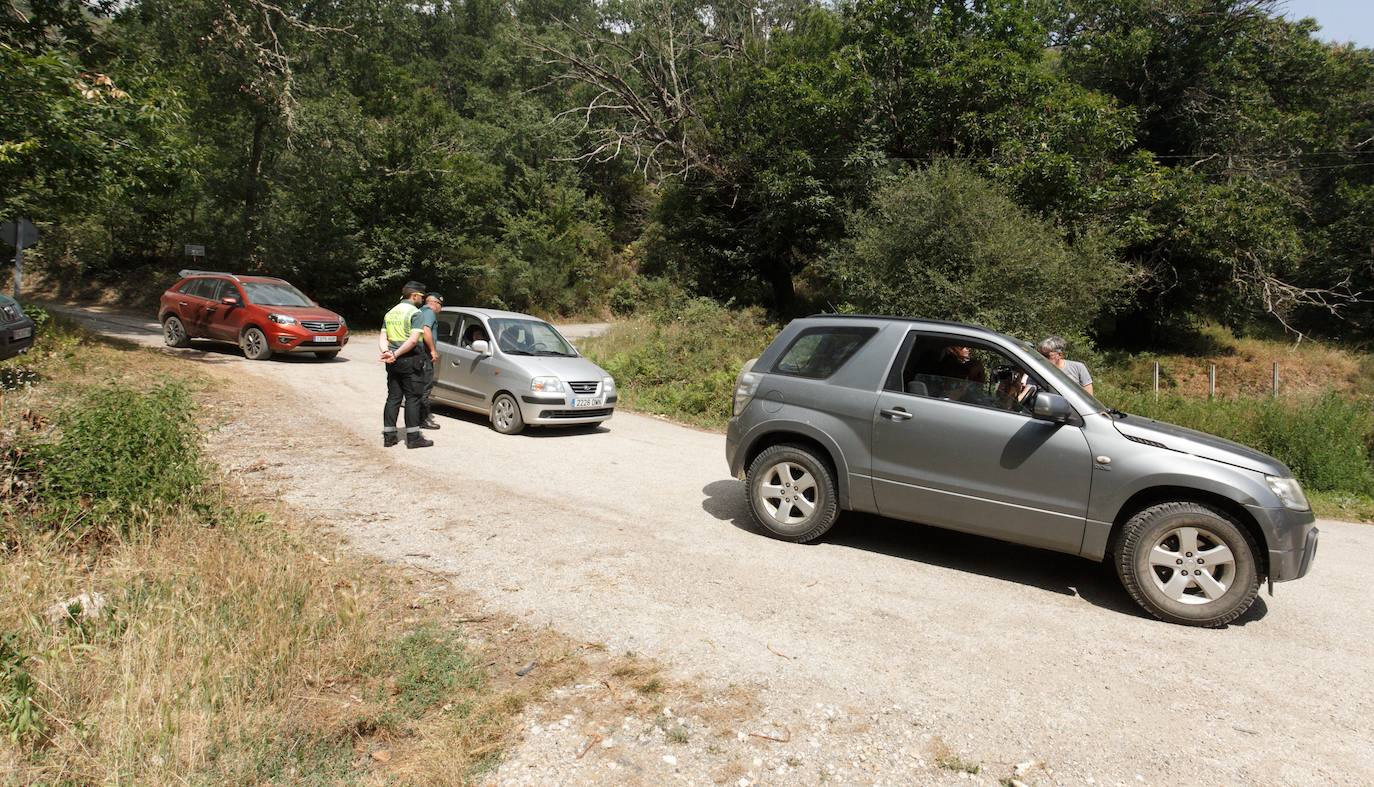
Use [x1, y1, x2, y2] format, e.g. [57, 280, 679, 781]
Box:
[1037, 335, 1094, 394]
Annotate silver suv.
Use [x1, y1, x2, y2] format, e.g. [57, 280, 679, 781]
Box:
[726, 315, 1319, 627]
[430, 308, 616, 434]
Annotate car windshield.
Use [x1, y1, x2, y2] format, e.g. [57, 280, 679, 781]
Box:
[489, 318, 575, 356]
[243, 281, 312, 307]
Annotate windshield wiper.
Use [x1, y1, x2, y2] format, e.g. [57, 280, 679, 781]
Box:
[1107, 407, 1128, 419]
[503, 349, 534, 356]
[535, 350, 573, 356]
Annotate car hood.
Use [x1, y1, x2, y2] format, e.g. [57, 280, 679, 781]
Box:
[506, 354, 609, 381]
[261, 304, 344, 322]
[1113, 417, 1291, 477]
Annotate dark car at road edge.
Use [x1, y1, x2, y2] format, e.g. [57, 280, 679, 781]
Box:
[0, 294, 36, 361]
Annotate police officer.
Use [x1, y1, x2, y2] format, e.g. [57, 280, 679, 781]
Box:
[379, 281, 433, 449]
[416, 292, 443, 430]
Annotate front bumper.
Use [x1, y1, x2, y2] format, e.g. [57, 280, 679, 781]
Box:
[519, 392, 617, 425]
[1246, 504, 1319, 582]
[0, 317, 36, 360]
[270, 326, 349, 353]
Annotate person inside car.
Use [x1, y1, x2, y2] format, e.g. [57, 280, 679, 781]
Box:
[930, 344, 986, 401]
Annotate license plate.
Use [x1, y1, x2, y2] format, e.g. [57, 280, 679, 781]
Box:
[12, 327, 31, 340]
[572, 396, 602, 408]
[314, 335, 337, 343]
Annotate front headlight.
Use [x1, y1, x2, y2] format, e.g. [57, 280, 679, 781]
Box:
[268, 313, 297, 326]
[1265, 475, 1310, 512]
[602, 376, 616, 392]
[531, 377, 564, 393]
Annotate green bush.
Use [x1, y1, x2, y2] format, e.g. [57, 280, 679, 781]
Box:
[582, 299, 775, 428]
[15, 382, 205, 541]
[831, 160, 1128, 339]
[1106, 390, 1374, 495]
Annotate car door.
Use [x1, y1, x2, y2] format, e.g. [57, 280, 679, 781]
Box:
[184, 278, 222, 337]
[435, 313, 488, 407]
[204, 280, 245, 341]
[869, 330, 1092, 554]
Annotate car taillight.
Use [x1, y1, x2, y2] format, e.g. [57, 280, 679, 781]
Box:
[732, 359, 760, 417]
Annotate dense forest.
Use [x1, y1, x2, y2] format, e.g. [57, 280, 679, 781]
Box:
[4, 0, 1372, 346]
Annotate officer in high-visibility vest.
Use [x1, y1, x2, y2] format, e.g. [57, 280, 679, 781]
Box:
[378, 281, 434, 448]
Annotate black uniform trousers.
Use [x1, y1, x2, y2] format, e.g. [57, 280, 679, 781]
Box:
[383, 352, 425, 431]
[419, 356, 436, 423]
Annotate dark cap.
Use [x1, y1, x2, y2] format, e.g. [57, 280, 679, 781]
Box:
[426, 292, 444, 303]
[402, 280, 427, 295]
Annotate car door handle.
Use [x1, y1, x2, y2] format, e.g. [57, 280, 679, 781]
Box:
[881, 407, 913, 421]
[178, 301, 188, 307]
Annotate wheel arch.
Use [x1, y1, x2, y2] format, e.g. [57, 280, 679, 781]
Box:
[742, 429, 849, 510]
[1107, 486, 1269, 576]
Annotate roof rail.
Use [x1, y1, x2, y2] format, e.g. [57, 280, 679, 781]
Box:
[804, 312, 980, 330]
[178, 269, 240, 281]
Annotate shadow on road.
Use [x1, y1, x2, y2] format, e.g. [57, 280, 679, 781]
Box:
[172, 340, 351, 364]
[701, 478, 1268, 626]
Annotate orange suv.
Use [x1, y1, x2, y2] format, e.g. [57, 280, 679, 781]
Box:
[159, 270, 349, 360]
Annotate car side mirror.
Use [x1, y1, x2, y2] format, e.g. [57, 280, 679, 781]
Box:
[221, 296, 239, 306]
[471, 339, 491, 355]
[1032, 391, 1074, 423]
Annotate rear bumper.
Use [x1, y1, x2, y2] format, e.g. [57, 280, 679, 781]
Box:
[1246, 504, 1318, 583]
[0, 318, 36, 360]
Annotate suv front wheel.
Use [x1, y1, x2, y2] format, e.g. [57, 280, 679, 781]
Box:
[746, 444, 839, 543]
[1114, 502, 1260, 627]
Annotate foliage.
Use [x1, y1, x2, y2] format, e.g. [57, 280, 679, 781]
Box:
[832, 161, 1127, 338]
[0, 634, 41, 745]
[581, 299, 775, 428]
[14, 382, 204, 542]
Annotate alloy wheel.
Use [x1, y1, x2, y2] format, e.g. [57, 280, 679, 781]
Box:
[1148, 526, 1237, 605]
[163, 318, 185, 346]
[757, 461, 818, 526]
[493, 397, 516, 431]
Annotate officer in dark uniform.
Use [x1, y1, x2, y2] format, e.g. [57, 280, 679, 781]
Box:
[379, 281, 433, 449]
[417, 292, 443, 430]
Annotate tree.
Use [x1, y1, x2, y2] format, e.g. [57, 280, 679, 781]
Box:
[832, 160, 1128, 340]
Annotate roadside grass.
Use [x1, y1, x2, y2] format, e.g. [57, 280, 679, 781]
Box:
[0, 313, 607, 782]
[579, 298, 775, 430]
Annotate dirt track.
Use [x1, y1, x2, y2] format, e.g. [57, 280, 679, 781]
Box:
[56, 305, 1374, 785]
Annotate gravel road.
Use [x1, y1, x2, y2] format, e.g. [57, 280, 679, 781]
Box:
[52, 304, 1374, 785]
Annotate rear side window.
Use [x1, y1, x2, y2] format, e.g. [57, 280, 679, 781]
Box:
[771, 326, 877, 379]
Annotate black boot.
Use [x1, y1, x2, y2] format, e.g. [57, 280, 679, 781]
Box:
[406, 431, 434, 449]
[421, 417, 440, 430]
[383, 431, 399, 447]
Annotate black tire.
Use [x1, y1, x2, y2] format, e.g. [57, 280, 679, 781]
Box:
[315, 351, 340, 361]
[162, 315, 191, 348]
[490, 392, 525, 435]
[745, 444, 840, 543]
[240, 326, 273, 361]
[1114, 502, 1260, 627]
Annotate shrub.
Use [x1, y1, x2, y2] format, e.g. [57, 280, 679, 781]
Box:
[16, 382, 205, 541]
[831, 160, 1127, 338]
[582, 298, 774, 428]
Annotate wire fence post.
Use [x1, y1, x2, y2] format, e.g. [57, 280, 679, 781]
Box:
[1272, 362, 1279, 399]
[1153, 361, 1160, 399]
[1209, 364, 1217, 400]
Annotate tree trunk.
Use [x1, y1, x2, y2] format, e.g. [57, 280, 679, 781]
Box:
[242, 113, 269, 267]
[764, 259, 796, 317]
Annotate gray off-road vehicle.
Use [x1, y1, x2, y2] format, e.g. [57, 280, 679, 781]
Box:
[725, 315, 1319, 627]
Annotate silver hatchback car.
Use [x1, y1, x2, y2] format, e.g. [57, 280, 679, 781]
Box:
[430, 308, 616, 434]
[726, 314, 1318, 627]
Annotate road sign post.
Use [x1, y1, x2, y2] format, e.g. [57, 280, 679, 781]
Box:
[1, 218, 38, 298]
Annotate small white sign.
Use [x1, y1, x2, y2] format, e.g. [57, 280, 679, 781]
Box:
[184, 244, 205, 257]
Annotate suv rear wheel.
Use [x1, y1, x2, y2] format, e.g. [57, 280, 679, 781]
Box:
[162, 315, 191, 348]
[746, 444, 839, 543]
[1114, 502, 1260, 627]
